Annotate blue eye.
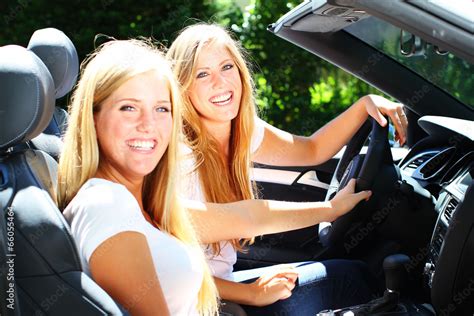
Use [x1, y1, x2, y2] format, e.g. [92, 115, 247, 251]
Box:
[156, 106, 170, 113]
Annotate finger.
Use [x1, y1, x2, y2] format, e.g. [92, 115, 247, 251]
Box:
[341, 178, 356, 193]
[397, 106, 408, 127]
[347, 178, 356, 188]
[280, 293, 292, 300]
[268, 266, 297, 276]
[396, 106, 408, 143]
[285, 272, 299, 284]
[270, 277, 295, 292]
[371, 109, 388, 127]
[273, 271, 299, 283]
[390, 112, 405, 146]
[391, 106, 407, 143]
[397, 105, 408, 135]
[356, 190, 372, 202]
[277, 277, 296, 292]
[279, 287, 293, 300]
[286, 279, 296, 291]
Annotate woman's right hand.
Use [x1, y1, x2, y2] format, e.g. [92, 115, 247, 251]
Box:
[250, 266, 298, 306]
[329, 178, 372, 219]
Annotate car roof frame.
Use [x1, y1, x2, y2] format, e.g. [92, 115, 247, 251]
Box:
[268, 1, 473, 119]
[329, 0, 474, 63]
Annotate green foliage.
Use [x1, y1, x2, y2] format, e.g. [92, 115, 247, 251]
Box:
[233, 1, 384, 135]
[0, 0, 384, 134]
[0, 0, 227, 107]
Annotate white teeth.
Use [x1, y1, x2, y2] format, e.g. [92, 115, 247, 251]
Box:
[210, 92, 232, 103]
[127, 140, 155, 150]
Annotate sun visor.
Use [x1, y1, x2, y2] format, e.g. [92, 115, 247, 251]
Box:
[291, 1, 369, 33]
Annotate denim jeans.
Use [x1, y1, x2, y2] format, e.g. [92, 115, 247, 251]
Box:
[233, 259, 381, 316]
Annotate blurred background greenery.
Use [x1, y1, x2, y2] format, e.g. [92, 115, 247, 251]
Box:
[1, 0, 383, 135]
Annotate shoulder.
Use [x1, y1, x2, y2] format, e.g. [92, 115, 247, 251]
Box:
[251, 115, 266, 153]
[64, 178, 142, 226]
[178, 142, 198, 175]
[64, 178, 148, 263]
[77, 178, 137, 209]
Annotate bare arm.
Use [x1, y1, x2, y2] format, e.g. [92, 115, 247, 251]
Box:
[89, 232, 170, 316]
[186, 179, 370, 244]
[187, 198, 333, 243]
[215, 277, 255, 305]
[253, 95, 408, 166]
[215, 267, 298, 306]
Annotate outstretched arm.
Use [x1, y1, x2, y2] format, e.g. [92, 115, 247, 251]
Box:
[186, 179, 371, 244]
[253, 95, 408, 166]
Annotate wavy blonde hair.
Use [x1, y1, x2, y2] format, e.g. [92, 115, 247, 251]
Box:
[167, 23, 258, 255]
[57, 39, 218, 315]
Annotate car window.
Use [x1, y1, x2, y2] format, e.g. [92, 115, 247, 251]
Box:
[345, 17, 473, 108]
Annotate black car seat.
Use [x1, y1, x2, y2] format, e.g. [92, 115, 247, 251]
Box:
[0, 43, 125, 315]
[27, 28, 76, 161]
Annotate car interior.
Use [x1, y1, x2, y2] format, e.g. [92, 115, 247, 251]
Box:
[0, 0, 473, 315]
[0, 29, 128, 315]
[239, 0, 473, 315]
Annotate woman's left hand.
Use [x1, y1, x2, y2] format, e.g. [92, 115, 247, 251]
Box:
[362, 94, 408, 146]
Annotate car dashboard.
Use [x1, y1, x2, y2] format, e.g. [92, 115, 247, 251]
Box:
[398, 116, 473, 313]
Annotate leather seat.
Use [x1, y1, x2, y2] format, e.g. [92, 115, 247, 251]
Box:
[0, 37, 125, 315]
[27, 28, 77, 161]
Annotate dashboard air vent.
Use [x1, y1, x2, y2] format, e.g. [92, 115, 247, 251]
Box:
[406, 152, 436, 170]
[443, 198, 458, 223]
[431, 224, 447, 261]
[420, 147, 456, 179]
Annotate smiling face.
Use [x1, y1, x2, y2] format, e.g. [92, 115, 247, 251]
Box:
[188, 42, 242, 130]
[94, 70, 172, 183]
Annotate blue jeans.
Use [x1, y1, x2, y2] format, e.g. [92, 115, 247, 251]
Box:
[233, 259, 380, 316]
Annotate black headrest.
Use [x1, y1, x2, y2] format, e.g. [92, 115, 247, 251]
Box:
[27, 28, 79, 99]
[0, 45, 55, 150]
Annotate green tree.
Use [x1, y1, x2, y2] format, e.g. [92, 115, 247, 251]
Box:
[234, 1, 383, 135]
[1, 0, 388, 133]
[0, 0, 241, 107]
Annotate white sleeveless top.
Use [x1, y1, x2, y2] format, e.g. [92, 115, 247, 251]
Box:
[64, 178, 203, 315]
[181, 116, 265, 280]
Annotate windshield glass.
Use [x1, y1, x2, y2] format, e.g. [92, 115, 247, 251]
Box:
[412, 0, 472, 31]
[345, 17, 473, 108]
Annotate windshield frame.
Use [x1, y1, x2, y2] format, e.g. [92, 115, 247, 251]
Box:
[345, 16, 474, 108]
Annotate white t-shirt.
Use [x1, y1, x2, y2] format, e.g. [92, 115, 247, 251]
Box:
[63, 178, 203, 315]
[181, 116, 265, 281]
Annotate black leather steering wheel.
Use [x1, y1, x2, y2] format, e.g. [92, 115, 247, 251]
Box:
[318, 117, 396, 248]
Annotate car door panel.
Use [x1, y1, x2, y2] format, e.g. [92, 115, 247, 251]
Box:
[235, 158, 337, 270]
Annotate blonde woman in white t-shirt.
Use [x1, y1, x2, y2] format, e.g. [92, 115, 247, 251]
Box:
[58, 38, 372, 316]
[58, 39, 220, 316]
[167, 23, 408, 315]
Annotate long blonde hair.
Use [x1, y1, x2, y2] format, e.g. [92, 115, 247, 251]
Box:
[167, 23, 258, 254]
[57, 39, 218, 315]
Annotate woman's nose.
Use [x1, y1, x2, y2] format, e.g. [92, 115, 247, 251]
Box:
[137, 109, 156, 132]
[211, 72, 225, 89]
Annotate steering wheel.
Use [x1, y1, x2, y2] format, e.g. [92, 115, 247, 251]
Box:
[318, 117, 397, 248]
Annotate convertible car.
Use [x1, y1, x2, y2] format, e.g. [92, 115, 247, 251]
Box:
[240, 0, 473, 315]
[0, 0, 472, 315]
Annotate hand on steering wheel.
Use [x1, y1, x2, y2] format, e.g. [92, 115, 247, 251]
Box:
[329, 178, 372, 220]
[318, 117, 400, 248]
